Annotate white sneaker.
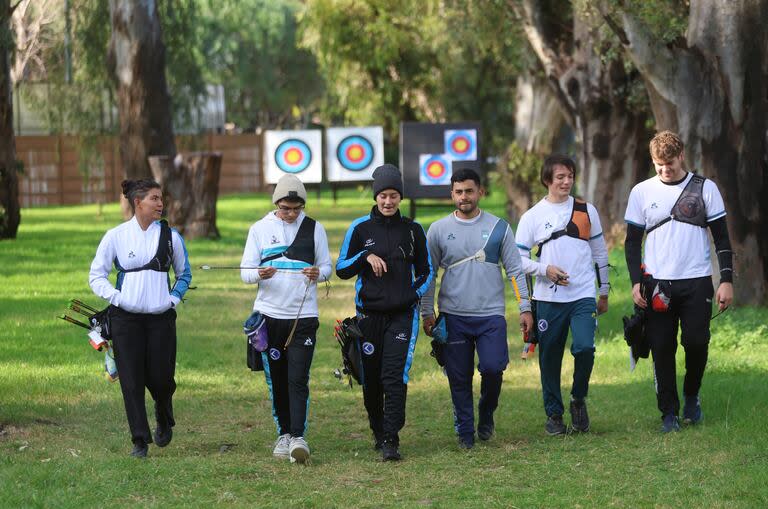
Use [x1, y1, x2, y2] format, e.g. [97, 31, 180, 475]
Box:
[273, 434, 291, 459]
[289, 436, 310, 464]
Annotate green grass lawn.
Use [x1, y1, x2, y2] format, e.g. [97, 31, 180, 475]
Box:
[1, 190, 767, 508]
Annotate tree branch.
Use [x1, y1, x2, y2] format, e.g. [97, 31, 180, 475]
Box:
[599, 6, 679, 104]
[508, 0, 578, 125]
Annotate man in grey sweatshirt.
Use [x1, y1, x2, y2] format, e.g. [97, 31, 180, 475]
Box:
[421, 169, 533, 448]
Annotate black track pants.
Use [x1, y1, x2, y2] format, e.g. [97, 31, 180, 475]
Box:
[645, 276, 713, 417]
[357, 308, 419, 444]
[110, 306, 177, 445]
[261, 316, 318, 437]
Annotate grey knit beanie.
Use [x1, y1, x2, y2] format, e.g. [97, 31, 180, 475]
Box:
[272, 174, 307, 204]
[372, 164, 403, 199]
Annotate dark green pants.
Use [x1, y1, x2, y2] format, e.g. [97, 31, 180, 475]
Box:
[536, 298, 596, 417]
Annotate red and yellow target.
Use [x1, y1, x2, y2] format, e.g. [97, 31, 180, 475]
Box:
[444, 129, 477, 161]
[419, 154, 451, 186]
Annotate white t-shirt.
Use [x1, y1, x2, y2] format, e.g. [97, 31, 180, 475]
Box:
[515, 197, 607, 303]
[624, 172, 726, 280]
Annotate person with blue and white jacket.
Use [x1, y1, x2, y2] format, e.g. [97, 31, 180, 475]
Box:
[241, 174, 332, 463]
[336, 164, 433, 461]
[89, 179, 192, 458]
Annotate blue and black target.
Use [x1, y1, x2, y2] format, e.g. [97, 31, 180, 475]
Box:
[275, 139, 312, 174]
[337, 135, 374, 171]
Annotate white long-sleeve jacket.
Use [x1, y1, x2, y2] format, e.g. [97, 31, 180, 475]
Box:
[89, 217, 192, 314]
[241, 211, 332, 319]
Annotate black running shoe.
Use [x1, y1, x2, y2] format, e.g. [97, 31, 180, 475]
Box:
[373, 431, 384, 451]
[569, 399, 590, 433]
[154, 425, 173, 448]
[130, 439, 148, 458]
[545, 415, 567, 436]
[661, 413, 680, 433]
[477, 412, 495, 441]
[682, 395, 703, 425]
[381, 440, 401, 461]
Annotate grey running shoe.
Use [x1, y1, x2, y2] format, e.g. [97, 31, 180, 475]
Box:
[569, 399, 590, 433]
[289, 436, 310, 464]
[273, 433, 291, 459]
[545, 415, 567, 436]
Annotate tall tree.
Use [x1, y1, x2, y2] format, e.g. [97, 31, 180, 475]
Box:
[199, 0, 323, 130]
[0, 0, 20, 239]
[602, 0, 768, 304]
[511, 0, 652, 236]
[107, 0, 176, 180]
[301, 0, 523, 155]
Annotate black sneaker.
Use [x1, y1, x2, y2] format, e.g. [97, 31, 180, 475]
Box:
[569, 399, 590, 433]
[373, 431, 384, 451]
[154, 425, 173, 448]
[682, 395, 703, 425]
[130, 439, 148, 458]
[545, 415, 567, 436]
[661, 413, 680, 433]
[458, 434, 475, 450]
[477, 413, 494, 441]
[381, 440, 401, 461]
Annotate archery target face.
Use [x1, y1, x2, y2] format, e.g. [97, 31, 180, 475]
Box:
[326, 126, 384, 181]
[419, 154, 452, 186]
[264, 130, 322, 184]
[444, 129, 477, 161]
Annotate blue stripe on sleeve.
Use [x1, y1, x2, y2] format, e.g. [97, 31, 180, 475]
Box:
[625, 219, 646, 229]
[516, 243, 531, 251]
[170, 230, 192, 300]
[414, 223, 434, 298]
[336, 215, 369, 272]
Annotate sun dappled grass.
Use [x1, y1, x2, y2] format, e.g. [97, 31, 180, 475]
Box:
[1, 191, 767, 508]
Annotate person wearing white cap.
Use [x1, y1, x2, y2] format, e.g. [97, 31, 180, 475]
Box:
[240, 174, 332, 463]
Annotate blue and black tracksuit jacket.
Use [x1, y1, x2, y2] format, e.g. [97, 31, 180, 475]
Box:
[336, 206, 433, 313]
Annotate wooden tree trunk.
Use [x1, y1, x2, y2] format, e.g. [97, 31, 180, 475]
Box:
[606, 0, 768, 304]
[0, 0, 20, 239]
[514, 0, 652, 242]
[107, 0, 176, 187]
[149, 153, 222, 239]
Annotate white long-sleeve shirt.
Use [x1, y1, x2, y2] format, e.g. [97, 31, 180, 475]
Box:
[89, 217, 192, 314]
[241, 211, 332, 319]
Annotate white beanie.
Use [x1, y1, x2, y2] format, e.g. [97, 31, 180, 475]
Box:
[272, 174, 307, 204]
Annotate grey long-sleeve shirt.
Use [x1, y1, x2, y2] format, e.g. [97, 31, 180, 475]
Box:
[420, 210, 530, 318]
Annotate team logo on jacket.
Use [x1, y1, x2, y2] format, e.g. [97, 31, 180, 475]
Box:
[269, 348, 281, 360]
[650, 202, 658, 209]
[447, 233, 456, 240]
[544, 222, 552, 230]
[481, 229, 490, 240]
[395, 332, 408, 342]
[362, 342, 375, 355]
[128, 251, 135, 258]
[537, 319, 549, 332]
[364, 238, 375, 248]
[304, 337, 313, 346]
[270, 235, 279, 244]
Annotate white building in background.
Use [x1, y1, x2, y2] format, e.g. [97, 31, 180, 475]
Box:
[14, 83, 226, 135]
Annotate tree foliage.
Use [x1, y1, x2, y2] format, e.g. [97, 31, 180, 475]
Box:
[301, 0, 526, 154]
[198, 0, 323, 130]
